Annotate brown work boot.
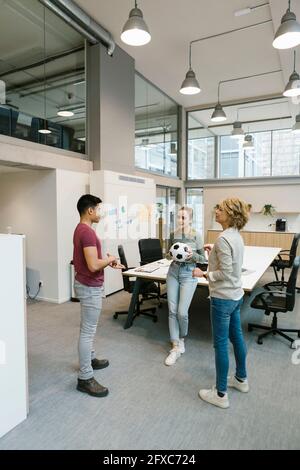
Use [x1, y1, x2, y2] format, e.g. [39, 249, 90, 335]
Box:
[77, 377, 109, 397]
[91, 358, 109, 370]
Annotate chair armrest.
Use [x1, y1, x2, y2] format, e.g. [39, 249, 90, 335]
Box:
[264, 281, 287, 291]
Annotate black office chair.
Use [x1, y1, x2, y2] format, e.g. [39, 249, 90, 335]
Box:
[248, 257, 300, 348]
[114, 245, 158, 323]
[270, 233, 300, 293]
[138, 238, 167, 307]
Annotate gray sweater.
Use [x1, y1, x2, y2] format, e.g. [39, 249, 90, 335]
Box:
[168, 229, 206, 264]
[208, 227, 244, 300]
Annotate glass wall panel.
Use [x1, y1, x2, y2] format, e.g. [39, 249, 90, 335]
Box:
[0, 0, 86, 154]
[186, 188, 204, 236]
[135, 74, 179, 177]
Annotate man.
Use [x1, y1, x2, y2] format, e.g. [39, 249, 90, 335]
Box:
[73, 194, 124, 397]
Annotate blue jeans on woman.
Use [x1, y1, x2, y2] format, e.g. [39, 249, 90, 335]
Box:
[167, 262, 198, 343]
[210, 296, 247, 393]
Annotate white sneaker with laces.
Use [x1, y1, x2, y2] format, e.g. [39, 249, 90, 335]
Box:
[228, 376, 249, 393]
[199, 386, 229, 409]
[165, 347, 181, 366]
[179, 338, 185, 354]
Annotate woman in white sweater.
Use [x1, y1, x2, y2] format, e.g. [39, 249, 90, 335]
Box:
[193, 198, 249, 409]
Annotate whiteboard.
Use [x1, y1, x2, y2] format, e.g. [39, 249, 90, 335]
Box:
[0, 234, 28, 438]
[90, 171, 156, 295]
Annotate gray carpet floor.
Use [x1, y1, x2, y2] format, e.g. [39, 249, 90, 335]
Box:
[1, 268, 300, 450]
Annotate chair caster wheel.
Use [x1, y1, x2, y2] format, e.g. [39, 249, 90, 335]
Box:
[291, 342, 297, 349]
[153, 317, 158, 323]
[257, 338, 263, 345]
[113, 313, 118, 320]
[248, 326, 253, 332]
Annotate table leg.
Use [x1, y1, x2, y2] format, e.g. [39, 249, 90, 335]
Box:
[124, 278, 142, 329]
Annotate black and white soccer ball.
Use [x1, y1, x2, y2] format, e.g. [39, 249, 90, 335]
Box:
[169, 242, 190, 262]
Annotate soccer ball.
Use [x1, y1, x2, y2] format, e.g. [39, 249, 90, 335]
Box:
[169, 242, 190, 262]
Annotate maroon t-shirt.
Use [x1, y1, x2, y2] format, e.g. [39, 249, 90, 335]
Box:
[73, 223, 104, 287]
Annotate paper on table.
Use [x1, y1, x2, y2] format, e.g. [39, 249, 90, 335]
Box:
[242, 267, 255, 276]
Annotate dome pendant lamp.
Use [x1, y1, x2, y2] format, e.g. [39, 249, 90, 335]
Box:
[121, 1, 151, 46]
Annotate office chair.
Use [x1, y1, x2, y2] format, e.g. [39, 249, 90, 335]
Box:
[114, 245, 158, 323]
[248, 256, 300, 348]
[138, 238, 167, 307]
[270, 233, 300, 293]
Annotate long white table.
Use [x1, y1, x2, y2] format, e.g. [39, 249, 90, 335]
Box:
[122, 246, 281, 329]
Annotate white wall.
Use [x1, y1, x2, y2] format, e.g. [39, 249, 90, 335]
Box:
[203, 183, 300, 239]
[0, 170, 58, 301]
[0, 235, 28, 438]
[0, 168, 90, 303]
[56, 169, 90, 303]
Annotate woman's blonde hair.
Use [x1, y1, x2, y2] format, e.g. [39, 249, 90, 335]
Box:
[218, 198, 249, 231]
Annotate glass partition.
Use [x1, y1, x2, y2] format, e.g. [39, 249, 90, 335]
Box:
[135, 74, 179, 177]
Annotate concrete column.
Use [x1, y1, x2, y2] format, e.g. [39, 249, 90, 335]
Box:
[87, 43, 135, 175]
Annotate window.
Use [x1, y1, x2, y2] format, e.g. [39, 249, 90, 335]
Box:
[135, 74, 179, 177]
[219, 136, 241, 178]
[188, 132, 215, 179]
[0, 0, 86, 154]
[187, 104, 300, 180]
[186, 188, 204, 236]
[244, 132, 271, 177]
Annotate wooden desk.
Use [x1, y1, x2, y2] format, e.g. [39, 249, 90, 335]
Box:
[122, 246, 281, 329]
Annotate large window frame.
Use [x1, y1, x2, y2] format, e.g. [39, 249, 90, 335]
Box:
[186, 113, 300, 181]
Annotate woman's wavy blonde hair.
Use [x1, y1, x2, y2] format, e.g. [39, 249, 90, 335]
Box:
[218, 198, 249, 231]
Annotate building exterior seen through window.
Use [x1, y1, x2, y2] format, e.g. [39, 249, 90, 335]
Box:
[187, 104, 300, 180]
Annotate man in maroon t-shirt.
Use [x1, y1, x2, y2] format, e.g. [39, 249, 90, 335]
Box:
[73, 194, 123, 397]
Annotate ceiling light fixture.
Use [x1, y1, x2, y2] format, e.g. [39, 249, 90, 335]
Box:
[273, 0, 300, 49]
[39, 7, 51, 135]
[211, 69, 282, 124]
[243, 134, 255, 149]
[121, 0, 151, 46]
[283, 50, 300, 97]
[181, 18, 273, 97]
[180, 43, 201, 95]
[211, 103, 227, 122]
[231, 121, 244, 139]
[57, 110, 74, 117]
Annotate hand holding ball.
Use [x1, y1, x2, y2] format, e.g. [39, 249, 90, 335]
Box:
[169, 242, 192, 262]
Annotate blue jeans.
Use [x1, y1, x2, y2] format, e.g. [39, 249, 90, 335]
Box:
[74, 280, 104, 380]
[210, 297, 247, 393]
[167, 262, 198, 343]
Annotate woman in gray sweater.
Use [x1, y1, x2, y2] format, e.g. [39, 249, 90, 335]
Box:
[193, 198, 249, 409]
[165, 206, 206, 366]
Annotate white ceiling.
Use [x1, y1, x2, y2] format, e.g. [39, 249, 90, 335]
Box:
[75, 0, 300, 121]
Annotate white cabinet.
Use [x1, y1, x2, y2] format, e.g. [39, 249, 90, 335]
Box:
[0, 234, 28, 438]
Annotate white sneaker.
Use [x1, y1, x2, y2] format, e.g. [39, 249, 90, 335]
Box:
[165, 348, 181, 366]
[179, 338, 185, 354]
[199, 386, 229, 409]
[228, 376, 249, 393]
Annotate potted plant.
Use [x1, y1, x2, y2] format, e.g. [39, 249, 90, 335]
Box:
[261, 204, 276, 216]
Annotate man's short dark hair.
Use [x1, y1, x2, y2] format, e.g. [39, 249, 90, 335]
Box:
[77, 194, 102, 216]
